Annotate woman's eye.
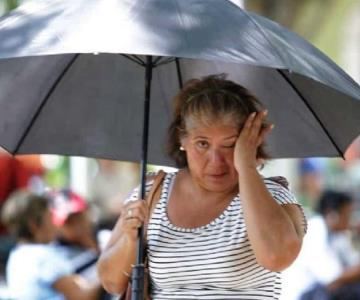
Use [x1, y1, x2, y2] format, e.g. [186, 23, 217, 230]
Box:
[223, 143, 235, 149]
[195, 140, 209, 148]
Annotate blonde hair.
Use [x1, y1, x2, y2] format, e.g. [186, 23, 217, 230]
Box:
[167, 74, 269, 167]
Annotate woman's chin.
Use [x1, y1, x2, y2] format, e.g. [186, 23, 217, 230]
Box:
[203, 174, 237, 193]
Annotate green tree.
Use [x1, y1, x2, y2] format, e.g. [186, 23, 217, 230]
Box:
[245, 0, 359, 65]
[4, 0, 20, 13]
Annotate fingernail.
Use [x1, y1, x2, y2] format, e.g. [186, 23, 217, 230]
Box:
[250, 112, 256, 118]
[263, 110, 268, 116]
[270, 124, 275, 130]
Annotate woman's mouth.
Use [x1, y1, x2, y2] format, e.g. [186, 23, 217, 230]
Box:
[207, 173, 226, 179]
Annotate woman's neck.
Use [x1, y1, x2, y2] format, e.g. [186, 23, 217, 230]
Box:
[178, 169, 238, 205]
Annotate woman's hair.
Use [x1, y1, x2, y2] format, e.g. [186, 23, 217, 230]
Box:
[167, 74, 269, 167]
[1, 190, 49, 241]
[316, 190, 353, 216]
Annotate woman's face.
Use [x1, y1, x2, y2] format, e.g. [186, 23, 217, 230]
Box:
[182, 121, 239, 193]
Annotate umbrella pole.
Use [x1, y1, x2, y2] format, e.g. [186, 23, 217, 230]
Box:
[131, 55, 153, 300]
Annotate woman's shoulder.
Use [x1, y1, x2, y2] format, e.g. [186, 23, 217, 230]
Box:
[263, 176, 299, 205]
[263, 176, 290, 190]
[145, 169, 169, 190]
[125, 170, 170, 203]
[147, 169, 171, 181]
[146, 171, 160, 183]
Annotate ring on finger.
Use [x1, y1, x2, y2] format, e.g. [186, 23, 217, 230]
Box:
[127, 208, 133, 218]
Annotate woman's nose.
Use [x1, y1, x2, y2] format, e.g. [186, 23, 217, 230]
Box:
[208, 148, 225, 165]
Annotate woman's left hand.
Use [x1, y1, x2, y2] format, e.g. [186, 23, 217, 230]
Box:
[234, 110, 273, 172]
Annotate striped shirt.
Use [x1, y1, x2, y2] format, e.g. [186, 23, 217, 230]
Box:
[127, 171, 302, 300]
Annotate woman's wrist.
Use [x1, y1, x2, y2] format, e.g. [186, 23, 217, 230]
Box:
[235, 161, 258, 175]
[121, 230, 139, 244]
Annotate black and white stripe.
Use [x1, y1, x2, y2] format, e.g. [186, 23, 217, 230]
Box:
[127, 172, 301, 299]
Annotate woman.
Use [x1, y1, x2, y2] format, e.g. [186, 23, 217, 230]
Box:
[98, 74, 306, 299]
[1, 190, 102, 300]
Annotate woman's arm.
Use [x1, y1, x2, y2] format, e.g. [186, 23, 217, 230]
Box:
[234, 110, 304, 271]
[97, 199, 147, 294]
[239, 168, 304, 271]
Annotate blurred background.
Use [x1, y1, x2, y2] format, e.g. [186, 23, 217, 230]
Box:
[0, 0, 360, 299]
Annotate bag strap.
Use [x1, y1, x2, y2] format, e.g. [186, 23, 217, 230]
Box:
[143, 170, 166, 241]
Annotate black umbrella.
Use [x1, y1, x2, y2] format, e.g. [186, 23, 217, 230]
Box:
[1, 0, 360, 299]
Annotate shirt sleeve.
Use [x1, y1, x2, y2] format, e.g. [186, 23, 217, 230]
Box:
[264, 177, 307, 234]
[264, 177, 298, 205]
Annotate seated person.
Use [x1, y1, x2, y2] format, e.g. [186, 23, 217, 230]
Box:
[49, 189, 113, 299]
[1, 190, 102, 300]
[281, 190, 360, 300]
[50, 190, 100, 274]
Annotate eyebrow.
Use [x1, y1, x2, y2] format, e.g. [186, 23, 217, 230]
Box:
[193, 135, 238, 140]
[224, 135, 238, 140]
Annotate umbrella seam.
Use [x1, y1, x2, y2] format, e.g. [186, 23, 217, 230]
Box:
[240, 8, 286, 67]
[277, 69, 345, 159]
[173, 0, 191, 51]
[14, 54, 80, 153]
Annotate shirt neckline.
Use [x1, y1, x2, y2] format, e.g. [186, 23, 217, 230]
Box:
[160, 171, 238, 233]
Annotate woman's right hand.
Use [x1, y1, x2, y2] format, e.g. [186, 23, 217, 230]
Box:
[118, 199, 148, 242]
[97, 199, 149, 294]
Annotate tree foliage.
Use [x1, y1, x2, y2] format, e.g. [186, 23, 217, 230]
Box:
[245, 0, 351, 41]
[245, 0, 359, 64]
[5, 0, 20, 13]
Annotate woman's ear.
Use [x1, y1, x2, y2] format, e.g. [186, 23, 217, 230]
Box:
[256, 158, 265, 166]
[179, 136, 187, 151]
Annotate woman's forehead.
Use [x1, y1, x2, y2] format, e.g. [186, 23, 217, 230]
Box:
[187, 123, 239, 138]
[185, 112, 242, 129]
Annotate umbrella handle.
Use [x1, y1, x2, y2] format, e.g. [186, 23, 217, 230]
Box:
[131, 263, 146, 300]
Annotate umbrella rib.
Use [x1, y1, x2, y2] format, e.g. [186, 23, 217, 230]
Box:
[153, 56, 163, 65]
[155, 57, 176, 67]
[121, 54, 146, 66]
[14, 54, 80, 153]
[277, 69, 345, 158]
[133, 55, 146, 65]
[242, 9, 285, 67]
[175, 58, 183, 89]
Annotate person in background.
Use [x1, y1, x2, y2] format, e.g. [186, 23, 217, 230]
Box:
[50, 189, 99, 254]
[50, 189, 113, 300]
[98, 74, 306, 299]
[0, 149, 45, 274]
[297, 158, 324, 213]
[281, 190, 360, 300]
[1, 190, 102, 300]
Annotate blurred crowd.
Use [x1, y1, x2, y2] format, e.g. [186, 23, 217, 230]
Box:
[280, 139, 360, 300]
[0, 148, 139, 300]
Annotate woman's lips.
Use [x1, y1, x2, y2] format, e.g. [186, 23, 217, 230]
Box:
[207, 173, 226, 179]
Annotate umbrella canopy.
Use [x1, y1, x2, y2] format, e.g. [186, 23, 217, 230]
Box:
[0, 0, 360, 167]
